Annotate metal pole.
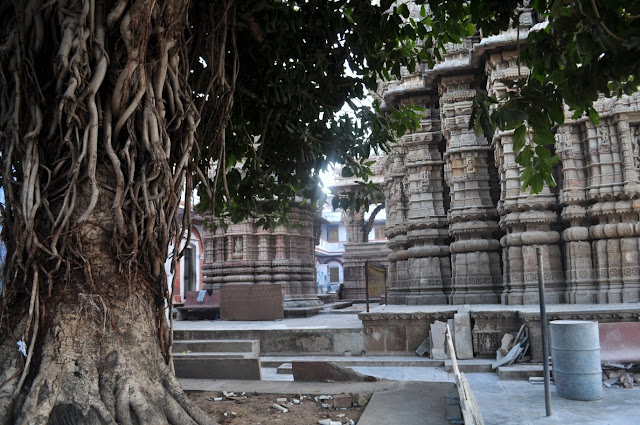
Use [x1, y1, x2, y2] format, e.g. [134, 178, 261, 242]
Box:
[365, 261, 370, 313]
[537, 246, 552, 417]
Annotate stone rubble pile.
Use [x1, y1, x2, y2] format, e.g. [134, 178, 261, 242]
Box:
[602, 363, 640, 389]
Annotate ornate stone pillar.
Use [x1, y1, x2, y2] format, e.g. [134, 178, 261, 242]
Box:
[384, 150, 409, 303]
[385, 97, 451, 304]
[440, 74, 501, 304]
[341, 207, 365, 244]
[589, 201, 640, 303]
[202, 220, 225, 289]
[486, 50, 563, 304]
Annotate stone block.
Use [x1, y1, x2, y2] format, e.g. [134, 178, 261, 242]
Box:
[332, 393, 356, 408]
[415, 339, 430, 357]
[453, 313, 474, 359]
[174, 357, 261, 380]
[430, 320, 448, 360]
[220, 283, 283, 321]
[499, 333, 515, 356]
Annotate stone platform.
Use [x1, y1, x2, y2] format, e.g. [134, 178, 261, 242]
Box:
[173, 303, 640, 362]
[358, 303, 640, 361]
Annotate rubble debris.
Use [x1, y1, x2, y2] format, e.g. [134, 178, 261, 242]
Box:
[317, 420, 341, 425]
[272, 403, 288, 413]
[492, 325, 530, 369]
[415, 338, 430, 357]
[357, 394, 371, 407]
[499, 333, 515, 357]
[333, 393, 355, 409]
[601, 362, 640, 388]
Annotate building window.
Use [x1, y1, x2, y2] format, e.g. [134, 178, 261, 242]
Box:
[374, 224, 385, 240]
[184, 246, 196, 292]
[329, 266, 340, 283]
[328, 225, 340, 242]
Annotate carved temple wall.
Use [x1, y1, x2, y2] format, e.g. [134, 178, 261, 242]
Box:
[202, 205, 323, 310]
[381, 11, 640, 306]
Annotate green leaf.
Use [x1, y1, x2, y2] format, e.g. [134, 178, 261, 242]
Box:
[513, 125, 527, 151]
[547, 101, 565, 125]
[516, 146, 534, 166]
[532, 129, 556, 145]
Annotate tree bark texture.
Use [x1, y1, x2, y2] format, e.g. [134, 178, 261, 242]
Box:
[0, 1, 227, 423]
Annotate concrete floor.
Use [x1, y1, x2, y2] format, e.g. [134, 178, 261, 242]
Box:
[176, 303, 640, 424]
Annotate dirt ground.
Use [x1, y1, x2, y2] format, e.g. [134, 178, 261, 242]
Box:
[188, 391, 366, 425]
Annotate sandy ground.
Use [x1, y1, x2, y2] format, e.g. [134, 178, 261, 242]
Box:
[189, 391, 365, 425]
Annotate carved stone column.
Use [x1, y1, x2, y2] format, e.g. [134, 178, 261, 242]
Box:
[386, 96, 451, 304]
[384, 150, 409, 303]
[486, 50, 563, 304]
[440, 74, 501, 304]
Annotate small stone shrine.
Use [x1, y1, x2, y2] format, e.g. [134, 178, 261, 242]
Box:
[331, 159, 391, 300]
[202, 205, 323, 317]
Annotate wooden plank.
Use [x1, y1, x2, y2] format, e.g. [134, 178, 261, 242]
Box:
[446, 324, 484, 425]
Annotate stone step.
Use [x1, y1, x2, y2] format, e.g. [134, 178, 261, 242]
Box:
[444, 358, 494, 373]
[173, 339, 259, 356]
[497, 364, 551, 380]
[261, 355, 444, 368]
[173, 351, 256, 359]
[174, 357, 261, 380]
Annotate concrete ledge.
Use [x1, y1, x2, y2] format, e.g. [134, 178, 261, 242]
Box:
[173, 339, 260, 356]
[283, 306, 323, 317]
[497, 364, 551, 380]
[174, 328, 364, 356]
[444, 358, 494, 373]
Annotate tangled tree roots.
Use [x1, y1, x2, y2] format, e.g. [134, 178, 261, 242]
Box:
[0, 0, 237, 423]
[0, 297, 218, 425]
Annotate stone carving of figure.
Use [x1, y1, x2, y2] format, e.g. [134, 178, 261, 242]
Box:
[598, 125, 610, 145]
[632, 126, 640, 169]
[421, 170, 430, 189]
[466, 157, 476, 174]
[233, 236, 243, 253]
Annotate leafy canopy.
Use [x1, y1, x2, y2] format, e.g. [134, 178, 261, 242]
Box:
[193, 0, 640, 226]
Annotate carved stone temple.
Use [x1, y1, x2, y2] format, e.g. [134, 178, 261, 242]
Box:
[380, 11, 640, 307]
[202, 205, 323, 317]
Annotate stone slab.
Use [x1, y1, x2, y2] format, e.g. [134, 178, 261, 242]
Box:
[415, 339, 430, 357]
[174, 357, 261, 380]
[220, 283, 283, 321]
[430, 320, 448, 360]
[357, 381, 456, 425]
[453, 313, 474, 359]
[599, 322, 640, 362]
